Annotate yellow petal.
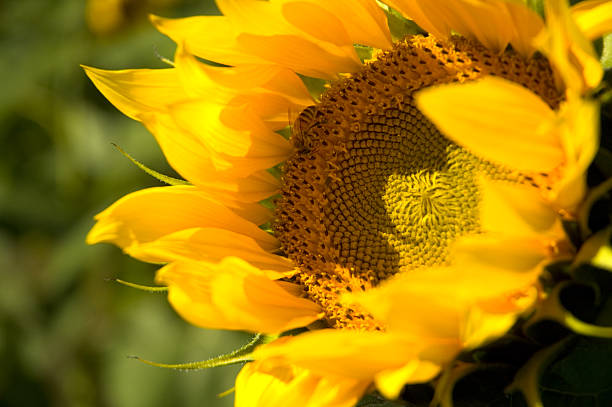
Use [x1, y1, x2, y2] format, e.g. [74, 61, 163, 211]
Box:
[460, 296, 536, 349]
[127, 227, 294, 272]
[387, 0, 515, 53]
[86, 186, 278, 254]
[173, 43, 312, 109]
[350, 256, 542, 338]
[375, 360, 441, 400]
[539, 0, 603, 93]
[217, 0, 362, 77]
[504, 1, 545, 57]
[550, 97, 599, 211]
[235, 361, 370, 407]
[168, 101, 292, 175]
[83, 62, 286, 199]
[156, 258, 321, 333]
[82, 65, 186, 121]
[354, 285, 463, 340]
[571, 0, 612, 40]
[452, 235, 552, 274]
[437, 0, 515, 53]
[383, 0, 451, 40]
[416, 76, 563, 173]
[151, 15, 265, 65]
[237, 33, 361, 79]
[169, 100, 288, 157]
[139, 113, 280, 201]
[152, 3, 361, 79]
[347, 264, 539, 367]
[227, 200, 275, 227]
[311, 0, 392, 49]
[253, 329, 454, 380]
[279, 2, 354, 48]
[478, 177, 561, 236]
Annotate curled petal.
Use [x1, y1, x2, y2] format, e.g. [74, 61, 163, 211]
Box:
[156, 257, 322, 333]
[139, 113, 281, 201]
[253, 330, 455, 381]
[571, 0, 612, 41]
[81, 65, 185, 120]
[538, 0, 603, 93]
[87, 186, 278, 255]
[416, 76, 562, 173]
[151, 1, 362, 79]
[311, 0, 392, 49]
[478, 177, 562, 237]
[127, 227, 294, 272]
[387, 0, 515, 54]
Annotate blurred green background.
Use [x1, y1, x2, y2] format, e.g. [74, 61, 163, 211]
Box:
[0, 1, 249, 406]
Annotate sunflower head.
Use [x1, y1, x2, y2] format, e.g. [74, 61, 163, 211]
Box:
[83, 0, 612, 405]
[275, 34, 564, 330]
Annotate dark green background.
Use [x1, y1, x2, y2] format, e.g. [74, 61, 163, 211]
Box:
[0, 1, 248, 406]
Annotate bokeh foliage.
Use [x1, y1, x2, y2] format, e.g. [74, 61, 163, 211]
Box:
[0, 1, 248, 406]
[2, 1, 612, 407]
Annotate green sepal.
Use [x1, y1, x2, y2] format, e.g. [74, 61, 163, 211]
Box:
[593, 147, 612, 180]
[355, 45, 375, 63]
[507, 337, 573, 407]
[525, 282, 612, 339]
[377, 1, 424, 41]
[112, 143, 189, 186]
[431, 362, 479, 407]
[298, 75, 328, 102]
[128, 333, 266, 371]
[110, 278, 168, 293]
[574, 227, 612, 271]
[356, 392, 405, 407]
[602, 34, 612, 69]
[577, 178, 612, 239]
[526, 0, 545, 18]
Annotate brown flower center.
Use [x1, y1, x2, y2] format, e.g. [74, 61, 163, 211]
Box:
[274, 35, 562, 330]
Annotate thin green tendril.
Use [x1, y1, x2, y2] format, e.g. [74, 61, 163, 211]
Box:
[111, 278, 168, 293]
[112, 143, 189, 186]
[128, 334, 266, 371]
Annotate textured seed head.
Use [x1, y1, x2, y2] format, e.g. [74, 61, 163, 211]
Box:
[274, 35, 562, 330]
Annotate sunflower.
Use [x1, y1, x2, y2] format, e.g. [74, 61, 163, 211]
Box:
[84, 0, 612, 405]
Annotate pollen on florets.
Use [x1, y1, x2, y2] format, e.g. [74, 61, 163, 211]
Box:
[274, 35, 563, 330]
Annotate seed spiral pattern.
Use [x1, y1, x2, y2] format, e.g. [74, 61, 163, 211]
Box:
[274, 35, 563, 330]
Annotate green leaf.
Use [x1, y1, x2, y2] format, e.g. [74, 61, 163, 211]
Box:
[432, 363, 479, 407]
[356, 393, 405, 407]
[576, 176, 612, 239]
[525, 282, 612, 339]
[508, 338, 573, 407]
[541, 337, 612, 407]
[594, 148, 612, 179]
